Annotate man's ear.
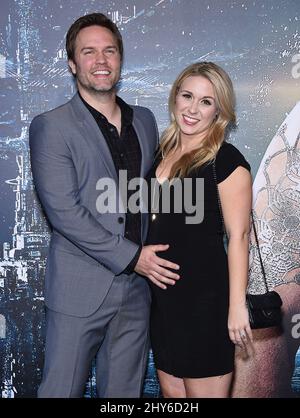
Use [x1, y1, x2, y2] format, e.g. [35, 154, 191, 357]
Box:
[68, 59, 76, 76]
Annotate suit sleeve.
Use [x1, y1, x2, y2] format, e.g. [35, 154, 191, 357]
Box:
[29, 114, 139, 275]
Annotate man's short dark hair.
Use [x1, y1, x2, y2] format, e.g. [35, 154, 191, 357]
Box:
[66, 13, 123, 62]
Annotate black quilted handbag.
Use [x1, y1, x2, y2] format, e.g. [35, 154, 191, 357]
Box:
[212, 162, 283, 330]
[246, 291, 282, 329]
[246, 217, 283, 329]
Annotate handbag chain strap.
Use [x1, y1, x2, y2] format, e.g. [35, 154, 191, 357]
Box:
[212, 161, 269, 293]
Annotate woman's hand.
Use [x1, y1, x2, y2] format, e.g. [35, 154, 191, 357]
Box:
[228, 303, 253, 348]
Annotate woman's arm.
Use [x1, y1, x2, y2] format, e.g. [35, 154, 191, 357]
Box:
[219, 166, 253, 346]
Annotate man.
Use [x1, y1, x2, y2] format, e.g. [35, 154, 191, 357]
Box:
[29, 13, 180, 398]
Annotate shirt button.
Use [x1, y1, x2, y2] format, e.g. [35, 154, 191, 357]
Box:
[118, 217, 124, 224]
[120, 153, 124, 158]
[125, 231, 129, 236]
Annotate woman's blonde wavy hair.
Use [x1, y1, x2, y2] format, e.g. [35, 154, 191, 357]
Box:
[160, 62, 236, 178]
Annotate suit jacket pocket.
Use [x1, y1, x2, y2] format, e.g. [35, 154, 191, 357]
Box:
[44, 247, 114, 317]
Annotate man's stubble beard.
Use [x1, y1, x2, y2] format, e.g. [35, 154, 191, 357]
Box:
[76, 71, 121, 97]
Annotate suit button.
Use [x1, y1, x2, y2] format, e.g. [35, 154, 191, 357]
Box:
[118, 217, 124, 224]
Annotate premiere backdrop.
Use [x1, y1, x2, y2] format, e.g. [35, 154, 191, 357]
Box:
[0, 0, 300, 397]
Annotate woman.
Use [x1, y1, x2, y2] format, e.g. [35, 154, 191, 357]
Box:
[146, 62, 253, 398]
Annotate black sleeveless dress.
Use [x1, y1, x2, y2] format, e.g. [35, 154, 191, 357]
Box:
[146, 142, 251, 378]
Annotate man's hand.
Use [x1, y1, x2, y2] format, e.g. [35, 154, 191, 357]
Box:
[134, 244, 180, 289]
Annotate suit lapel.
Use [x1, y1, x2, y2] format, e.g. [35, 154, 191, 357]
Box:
[70, 93, 118, 182]
[132, 114, 147, 179]
[132, 112, 152, 240]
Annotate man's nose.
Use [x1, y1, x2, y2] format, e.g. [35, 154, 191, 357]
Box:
[95, 51, 107, 64]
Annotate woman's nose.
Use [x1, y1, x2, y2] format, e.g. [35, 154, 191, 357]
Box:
[188, 100, 199, 114]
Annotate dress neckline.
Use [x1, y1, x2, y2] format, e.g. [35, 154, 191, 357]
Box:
[154, 151, 169, 185]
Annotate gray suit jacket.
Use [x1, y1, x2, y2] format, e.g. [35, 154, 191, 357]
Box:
[29, 93, 158, 317]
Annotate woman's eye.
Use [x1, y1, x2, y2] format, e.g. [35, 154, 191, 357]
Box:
[182, 94, 191, 99]
[202, 100, 211, 105]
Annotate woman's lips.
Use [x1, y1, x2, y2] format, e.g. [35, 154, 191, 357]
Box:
[182, 114, 199, 125]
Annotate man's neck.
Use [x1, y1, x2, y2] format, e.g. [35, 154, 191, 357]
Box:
[78, 87, 119, 122]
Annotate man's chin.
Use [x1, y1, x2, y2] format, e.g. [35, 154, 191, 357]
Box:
[94, 87, 115, 94]
[88, 85, 117, 95]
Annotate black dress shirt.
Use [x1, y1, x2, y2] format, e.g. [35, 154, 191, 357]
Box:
[80, 93, 142, 273]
